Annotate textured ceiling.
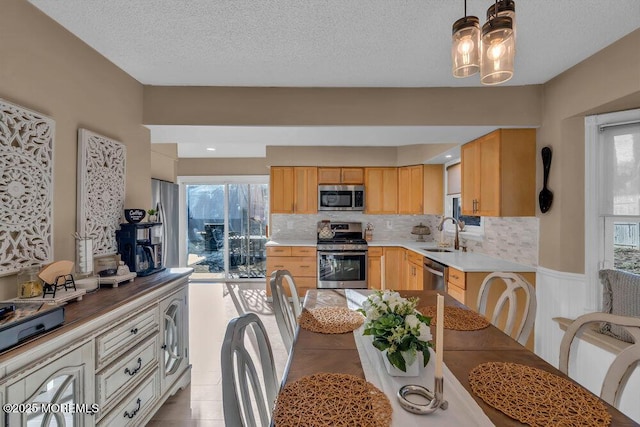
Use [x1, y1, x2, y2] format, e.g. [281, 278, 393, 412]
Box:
[28, 0, 640, 157]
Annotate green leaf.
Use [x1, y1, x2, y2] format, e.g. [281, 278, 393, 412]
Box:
[372, 340, 389, 352]
[422, 348, 431, 367]
[387, 350, 406, 372]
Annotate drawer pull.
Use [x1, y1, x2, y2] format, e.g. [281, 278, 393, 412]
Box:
[124, 357, 143, 376]
[130, 328, 138, 335]
[123, 398, 142, 419]
[274, 265, 285, 268]
[161, 344, 167, 350]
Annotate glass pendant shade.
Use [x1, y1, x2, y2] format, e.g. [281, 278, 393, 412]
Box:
[487, 0, 516, 42]
[480, 16, 514, 85]
[452, 16, 480, 78]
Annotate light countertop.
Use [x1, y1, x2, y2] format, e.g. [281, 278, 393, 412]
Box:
[266, 238, 535, 273]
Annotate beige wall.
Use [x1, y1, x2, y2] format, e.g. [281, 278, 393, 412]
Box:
[538, 29, 640, 273]
[144, 86, 543, 126]
[266, 146, 398, 166]
[151, 143, 178, 182]
[178, 157, 269, 176]
[0, 0, 148, 299]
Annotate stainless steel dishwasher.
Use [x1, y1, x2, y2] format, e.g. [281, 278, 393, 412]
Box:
[423, 258, 447, 291]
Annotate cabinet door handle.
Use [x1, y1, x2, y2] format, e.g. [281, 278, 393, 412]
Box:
[124, 357, 143, 376]
[123, 398, 142, 419]
[130, 328, 138, 335]
[161, 344, 167, 350]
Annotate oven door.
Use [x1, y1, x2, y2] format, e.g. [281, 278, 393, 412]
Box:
[317, 251, 368, 289]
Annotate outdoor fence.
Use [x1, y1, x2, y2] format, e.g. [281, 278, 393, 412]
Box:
[614, 222, 640, 249]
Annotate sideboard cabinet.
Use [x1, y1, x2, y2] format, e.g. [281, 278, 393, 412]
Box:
[0, 270, 191, 427]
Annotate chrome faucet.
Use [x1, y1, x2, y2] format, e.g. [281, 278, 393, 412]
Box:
[437, 216, 460, 250]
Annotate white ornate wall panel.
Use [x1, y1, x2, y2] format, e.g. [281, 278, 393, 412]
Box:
[0, 98, 54, 275]
[77, 129, 126, 256]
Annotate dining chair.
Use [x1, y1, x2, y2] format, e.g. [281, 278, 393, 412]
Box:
[221, 312, 278, 427]
[269, 269, 302, 351]
[559, 312, 640, 408]
[476, 272, 537, 346]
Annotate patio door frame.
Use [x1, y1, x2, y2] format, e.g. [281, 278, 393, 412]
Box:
[178, 175, 269, 280]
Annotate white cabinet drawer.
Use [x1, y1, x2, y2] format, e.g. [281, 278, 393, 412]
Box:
[98, 370, 160, 427]
[96, 306, 159, 369]
[96, 333, 159, 407]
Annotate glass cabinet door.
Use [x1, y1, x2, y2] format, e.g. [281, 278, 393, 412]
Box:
[160, 287, 188, 393]
[6, 342, 93, 427]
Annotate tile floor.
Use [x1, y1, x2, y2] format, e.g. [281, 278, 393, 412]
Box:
[146, 281, 287, 426]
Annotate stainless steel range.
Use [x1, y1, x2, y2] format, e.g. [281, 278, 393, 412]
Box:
[317, 222, 368, 289]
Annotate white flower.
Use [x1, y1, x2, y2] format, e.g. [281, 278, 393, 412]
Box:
[405, 314, 420, 330]
[417, 323, 433, 342]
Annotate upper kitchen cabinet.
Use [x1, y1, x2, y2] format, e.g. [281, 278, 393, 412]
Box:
[270, 167, 295, 213]
[398, 165, 424, 214]
[270, 166, 318, 213]
[461, 129, 536, 217]
[317, 167, 364, 184]
[423, 164, 444, 215]
[364, 167, 398, 214]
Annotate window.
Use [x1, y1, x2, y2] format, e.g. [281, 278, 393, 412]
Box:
[585, 109, 640, 310]
[444, 161, 483, 238]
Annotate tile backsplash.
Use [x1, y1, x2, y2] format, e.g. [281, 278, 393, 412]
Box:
[270, 214, 538, 267]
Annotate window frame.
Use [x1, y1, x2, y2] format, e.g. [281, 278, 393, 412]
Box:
[585, 108, 640, 312]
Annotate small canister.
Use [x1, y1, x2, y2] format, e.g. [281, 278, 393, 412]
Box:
[17, 266, 44, 298]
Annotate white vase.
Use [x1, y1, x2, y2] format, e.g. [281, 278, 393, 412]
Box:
[381, 350, 421, 377]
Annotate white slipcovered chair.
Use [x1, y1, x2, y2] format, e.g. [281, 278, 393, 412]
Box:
[221, 312, 278, 427]
[559, 312, 640, 408]
[476, 272, 537, 345]
[269, 269, 302, 351]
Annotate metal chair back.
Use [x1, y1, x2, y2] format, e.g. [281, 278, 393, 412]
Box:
[269, 270, 302, 351]
[221, 313, 278, 427]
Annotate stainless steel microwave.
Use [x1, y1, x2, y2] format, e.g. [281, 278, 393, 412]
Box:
[318, 185, 365, 211]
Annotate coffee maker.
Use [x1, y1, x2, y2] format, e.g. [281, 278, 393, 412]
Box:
[116, 222, 165, 276]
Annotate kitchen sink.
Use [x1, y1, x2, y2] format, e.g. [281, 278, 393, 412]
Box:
[422, 248, 453, 253]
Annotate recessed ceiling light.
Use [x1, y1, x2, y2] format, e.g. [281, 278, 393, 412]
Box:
[206, 147, 216, 151]
[445, 155, 452, 158]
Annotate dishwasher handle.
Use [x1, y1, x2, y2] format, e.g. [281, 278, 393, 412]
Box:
[423, 264, 445, 277]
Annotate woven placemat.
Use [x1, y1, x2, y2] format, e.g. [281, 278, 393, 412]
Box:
[298, 307, 364, 334]
[418, 305, 490, 331]
[469, 362, 611, 427]
[273, 372, 392, 427]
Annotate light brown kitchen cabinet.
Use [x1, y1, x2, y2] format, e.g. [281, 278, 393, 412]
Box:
[382, 247, 404, 290]
[266, 246, 317, 298]
[406, 250, 424, 290]
[294, 167, 318, 213]
[364, 168, 398, 214]
[270, 167, 295, 213]
[445, 267, 536, 351]
[461, 129, 536, 217]
[318, 167, 364, 184]
[423, 164, 444, 215]
[270, 166, 318, 214]
[398, 165, 424, 214]
[367, 246, 383, 290]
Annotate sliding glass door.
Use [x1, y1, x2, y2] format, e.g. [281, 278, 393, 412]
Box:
[184, 177, 268, 280]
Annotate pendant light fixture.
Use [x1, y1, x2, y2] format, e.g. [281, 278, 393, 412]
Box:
[451, 0, 516, 85]
[451, 0, 480, 78]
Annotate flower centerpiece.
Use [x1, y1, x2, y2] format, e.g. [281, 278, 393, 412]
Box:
[358, 290, 433, 373]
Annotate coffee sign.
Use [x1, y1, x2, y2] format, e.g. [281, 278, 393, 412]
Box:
[124, 209, 146, 223]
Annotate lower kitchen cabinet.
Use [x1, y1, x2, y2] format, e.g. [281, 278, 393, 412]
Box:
[406, 250, 423, 291]
[265, 246, 317, 298]
[0, 273, 191, 427]
[446, 267, 536, 350]
[367, 247, 383, 290]
[383, 247, 405, 290]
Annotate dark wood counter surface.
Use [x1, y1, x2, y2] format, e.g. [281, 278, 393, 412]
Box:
[283, 289, 639, 427]
[0, 268, 192, 363]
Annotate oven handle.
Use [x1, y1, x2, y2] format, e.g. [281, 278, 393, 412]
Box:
[318, 251, 368, 256]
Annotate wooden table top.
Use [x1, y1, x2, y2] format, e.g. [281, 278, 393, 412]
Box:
[282, 289, 639, 427]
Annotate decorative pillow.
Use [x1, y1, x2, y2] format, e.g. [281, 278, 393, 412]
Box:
[599, 269, 640, 343]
